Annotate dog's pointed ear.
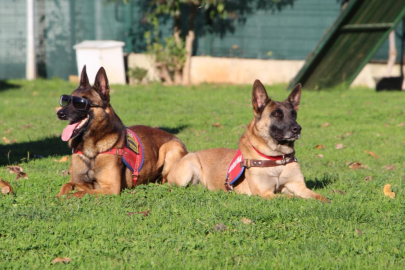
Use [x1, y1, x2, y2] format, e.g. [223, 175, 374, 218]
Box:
[93, 67, 110, 101]
[79, 65, 90, 88]
[286, 83, 302, 111]
[252, 79, 270, 116]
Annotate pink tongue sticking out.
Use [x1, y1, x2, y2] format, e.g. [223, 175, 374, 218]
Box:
[61, 122, 80, 141]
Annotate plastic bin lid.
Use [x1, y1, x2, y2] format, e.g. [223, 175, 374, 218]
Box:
[73, 40, 125, 50]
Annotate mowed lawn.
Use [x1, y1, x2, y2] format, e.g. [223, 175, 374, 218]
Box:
[0, 79, 404, 269]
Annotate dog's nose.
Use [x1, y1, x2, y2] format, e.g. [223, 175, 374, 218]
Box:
[292, 124, 302, 134]
[57, 110, 66, 120]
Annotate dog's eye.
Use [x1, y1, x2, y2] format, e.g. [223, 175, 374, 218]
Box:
[271, 110, 283, 118]
[291, 110, 297, 118]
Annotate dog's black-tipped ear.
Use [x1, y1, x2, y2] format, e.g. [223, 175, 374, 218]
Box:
[286, 83, 302, 111]
[80, 65, 90, 88]
[252, 79, 270, 116]
[93, 67, 110, 101]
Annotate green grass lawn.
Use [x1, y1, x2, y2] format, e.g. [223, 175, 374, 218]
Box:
[0, 79, 404, 269]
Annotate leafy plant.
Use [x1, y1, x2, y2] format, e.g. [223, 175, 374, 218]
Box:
[127, 67, 148, 83]
[144, 17, 186, 85]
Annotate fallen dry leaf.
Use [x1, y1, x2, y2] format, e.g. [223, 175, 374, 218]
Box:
[0, 179, 13, 195]
[321, 122, 330, 128]
[60, 170, 69, 177]
[365, 175, 372, 181]
[21, 124, 31, 129]
[213, 223, 227, 232]
[331, 190, 345, 194]
[54, 156, 69, 163]
[315, 144, 325, 149]
[7, 166, 28, 180]
[356, 229, 363, 235]
[345, 132, 353, 136]
[397, 123, 404, 127]
[15, 172, 28, 180]
[52, 257, 71, 264]
[317, 154, 324, 158]
[127, 210, 150, 217]
[2, 137, 10, 144]
[364, 150, 378, 159]
[383, 184, 395, 198]
[212, 122, 222, 128]
[348, 162, 366, 170]
[241, 217, 252, 224]
[384, 165, 395, 171]
[335, 143, 345, 150]
[7, 166, 24, 174]
[384, 124, 390, 127]
[59, 156, 69, 162]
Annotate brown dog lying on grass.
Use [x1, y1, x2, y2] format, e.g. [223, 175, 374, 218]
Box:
[56, 66, 187, 198]
[168, 80, 329, 202]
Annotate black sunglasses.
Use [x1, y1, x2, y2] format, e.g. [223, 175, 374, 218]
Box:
[59, 95, 102, 111]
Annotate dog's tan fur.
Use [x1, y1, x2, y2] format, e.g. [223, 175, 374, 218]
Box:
[56, 67, 187, 198]
[168, 80, 329, 202]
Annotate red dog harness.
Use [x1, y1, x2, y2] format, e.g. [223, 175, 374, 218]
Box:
[73, 129, 144, 185]
[225, 143, 297, 191]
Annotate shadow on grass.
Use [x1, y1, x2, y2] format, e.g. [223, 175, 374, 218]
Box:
[157, 125, 188, 135]
[0, 137, 70, 166]
[305, 174, 337, 190]
[0, 80, 21, 92]
[0, 125, 188, 165]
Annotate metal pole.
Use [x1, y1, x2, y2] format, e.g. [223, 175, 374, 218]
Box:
[26, 0, 36, 80]
[401, 16, 405, 78]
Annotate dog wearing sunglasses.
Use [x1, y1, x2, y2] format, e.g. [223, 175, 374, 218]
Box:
[167, 80, 329, 202]
[56, 66, 187, 197]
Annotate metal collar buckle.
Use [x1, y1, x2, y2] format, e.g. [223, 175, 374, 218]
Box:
[241, 159, 250, 168]
[281, 155, 287, 165]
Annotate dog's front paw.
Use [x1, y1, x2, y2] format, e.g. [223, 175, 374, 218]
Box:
[56, 183, 75, 197]
[318, 195, 331, 203]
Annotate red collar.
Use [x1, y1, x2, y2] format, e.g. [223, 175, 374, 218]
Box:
[248, 140, 292, 161]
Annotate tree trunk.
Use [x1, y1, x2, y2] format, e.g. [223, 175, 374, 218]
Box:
[385, 31, 397, 77]
[182, 3, 196, 85]
[174, 69, 182, 84]
[157, 63, 173, 85]
[174, 14, 182, 46]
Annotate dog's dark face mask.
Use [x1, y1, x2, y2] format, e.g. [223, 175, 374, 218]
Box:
[57, 66, 109, 142]
[268, 101, 301, 142]
[252, 81, 302, 144]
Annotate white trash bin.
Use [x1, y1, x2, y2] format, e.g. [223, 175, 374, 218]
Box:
[73, 40, 126, 85]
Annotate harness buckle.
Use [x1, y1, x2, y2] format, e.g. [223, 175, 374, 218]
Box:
[281, 155, 287, 165]
[224, 178, 233, 192]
